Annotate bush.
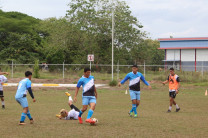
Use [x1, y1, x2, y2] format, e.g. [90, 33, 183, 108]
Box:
[33, 60, 40, 78]
[109, 80, 118, 87]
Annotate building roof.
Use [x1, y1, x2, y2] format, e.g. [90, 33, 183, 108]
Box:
[158, 37, 208, 41]
[158, 37, 208, 49]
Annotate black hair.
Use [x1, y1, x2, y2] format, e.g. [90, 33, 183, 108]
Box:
[25, 71, 32, 77]
[169, 67, 174, 71]
[132, 64, 138, 68]
[84, 67, 91, 73]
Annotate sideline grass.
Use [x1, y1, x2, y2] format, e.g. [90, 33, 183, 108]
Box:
[0, 83, 208, 138]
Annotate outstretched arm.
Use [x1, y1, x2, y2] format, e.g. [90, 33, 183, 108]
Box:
[0, 72, 9, 75]
[74, 87, 79, 103]
[141, 74, 151, 89]
[118, 74, 130, 87]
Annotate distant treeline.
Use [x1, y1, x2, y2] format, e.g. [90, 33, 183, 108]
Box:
[0, 0, 164, 67]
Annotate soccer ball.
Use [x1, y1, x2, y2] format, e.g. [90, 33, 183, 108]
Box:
[91, 118, 98, 124]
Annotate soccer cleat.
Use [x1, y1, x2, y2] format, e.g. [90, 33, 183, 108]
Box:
[134, 114, 138, 118]
[2, 105, 5, 109]
[176, 108, 180, 112]
[128, 112, 133, 117]
[85, 118, 95, 124]
[65, 92, 71, 97]
[78, 117, 83, 124]
[30, 118, 34, 124]
[19, 122, 26, 125]
[167, 110, 171, 113]
[56, 114, 61, 118]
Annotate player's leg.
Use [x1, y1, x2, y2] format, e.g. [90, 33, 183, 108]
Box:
[17, 97, 29, 125]
[129, 90, 137, 117]
[1, 97, 5, 109]
[67, 95, 80, 112]
[134, 91, 141, 117]
[0, 91, 5, 109]
[172, 94, 180, 112]
[26, 108, 34, 124]
[85, 97, 96, 123]
[168, 95, 174, 112]
[78, 97, 88, 124]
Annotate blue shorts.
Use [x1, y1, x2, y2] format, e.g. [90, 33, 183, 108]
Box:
[16, 97, 28, 108]
[82, 96, 96, 105]
[129, 90, 140, 100]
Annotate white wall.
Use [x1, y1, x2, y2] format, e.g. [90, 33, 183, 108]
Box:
[196, 49, 208, 61]
[181, 49, 195, 61]
[166, 49, 180, 60]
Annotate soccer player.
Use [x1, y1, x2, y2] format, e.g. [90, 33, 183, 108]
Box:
[56, 92, 80, 120]
[15, 71, 36, 125]
[162, 67, 180, 113]
[0, 68, 8, 109]
[74, 67, 97, 124]
[118, 65, 151, 118]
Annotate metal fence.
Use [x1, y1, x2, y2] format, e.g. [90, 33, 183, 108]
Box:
[1, 63, 208, 83]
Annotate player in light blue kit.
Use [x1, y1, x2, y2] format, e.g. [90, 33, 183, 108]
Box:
[118, 65, 151, 118]
[15, 71, 36, 125]
[74, 67, 98, 124]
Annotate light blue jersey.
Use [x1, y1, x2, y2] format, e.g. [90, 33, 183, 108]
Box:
[15, 78, 32, 99]
[121, 72, 149, 91]
[77, 75, 95, 97]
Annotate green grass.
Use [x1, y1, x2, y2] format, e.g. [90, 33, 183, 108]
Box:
[1, 83, 208, 138]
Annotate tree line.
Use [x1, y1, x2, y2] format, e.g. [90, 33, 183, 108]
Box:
[0, 0, 164, 69]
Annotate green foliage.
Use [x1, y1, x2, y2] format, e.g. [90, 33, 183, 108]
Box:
[33, 60, 40, 78]
[109, 79, 118, 86]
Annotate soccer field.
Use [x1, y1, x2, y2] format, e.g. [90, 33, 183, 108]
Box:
[0, 82, 208, 138]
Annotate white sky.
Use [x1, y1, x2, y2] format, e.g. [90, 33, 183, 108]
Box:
[1, 0, 208, 39]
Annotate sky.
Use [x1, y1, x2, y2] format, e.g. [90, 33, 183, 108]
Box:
[1, 0, 208, 39]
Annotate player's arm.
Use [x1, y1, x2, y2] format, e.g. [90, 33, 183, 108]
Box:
[176, 77, 180, 94]
[118, 74, 130, 87]
[162, 76, 169, 85]
[141, 74, 151, 89]
[0, 72, 9, 75]
[94, 86, 97, 99]
[26, 80, 36, 102]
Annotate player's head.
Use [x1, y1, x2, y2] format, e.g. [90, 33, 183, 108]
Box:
[132, 64, 138, 73]
[169, 67, 175, 75]
[84, 67, 91, 78]
[60, 109, 67, 118]
[25, 71, 32, 80]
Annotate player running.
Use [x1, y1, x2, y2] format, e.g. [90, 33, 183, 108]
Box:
[56, 92, 80, 120]
[0, 68, 8, 109]
[162, 67, 180, 113]
[74, 67, 98, 124]
[15, 71, 36, 125]
[118, 65, 151, 118]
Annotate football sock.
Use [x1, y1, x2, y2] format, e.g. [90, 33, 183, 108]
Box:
[130, 104, 134, 113]
[27, 110, 32, 120]
[176, 104, 179, 109]
[169, 106, 172, 110]
[68, 96, 73, 101]
[78, 110, 83, 117]
[20, 113, 27, 122]
[70, 104, 80, 112]
[132, 104, 137, 114]
[2, 101, 4, 105]
[87, 109, 94, 119]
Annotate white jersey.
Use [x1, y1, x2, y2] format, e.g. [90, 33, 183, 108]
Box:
[65, 109, 79, 120]
[0, 75, 7, 91]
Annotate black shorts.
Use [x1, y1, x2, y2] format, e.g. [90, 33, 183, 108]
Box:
[169, 91, 176, 98]
[0, 91, 4, 97]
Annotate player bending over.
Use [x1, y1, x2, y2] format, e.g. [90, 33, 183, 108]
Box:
[74, 67, 98, 124]
[56, 92, 80, 120]
[118, 65, 151, 118]
[0, 68, 8, 109]
[162, 67, 180, 113]
[15, 71, 36, 125]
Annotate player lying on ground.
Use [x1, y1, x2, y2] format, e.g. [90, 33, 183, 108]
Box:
[56, 92, 80, 120]
[162, 67, 180, 113]
[74, 67, 98, 124]
[15, 71, 36, 125]
[0, 68, 8, 109]
[118, 64, 151, 118]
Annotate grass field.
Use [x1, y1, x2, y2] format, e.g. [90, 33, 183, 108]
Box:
[0, 82, 208, 138]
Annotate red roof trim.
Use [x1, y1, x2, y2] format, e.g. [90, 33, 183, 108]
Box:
[158, 37, 208, 41]
[158, 47, 208, 49]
